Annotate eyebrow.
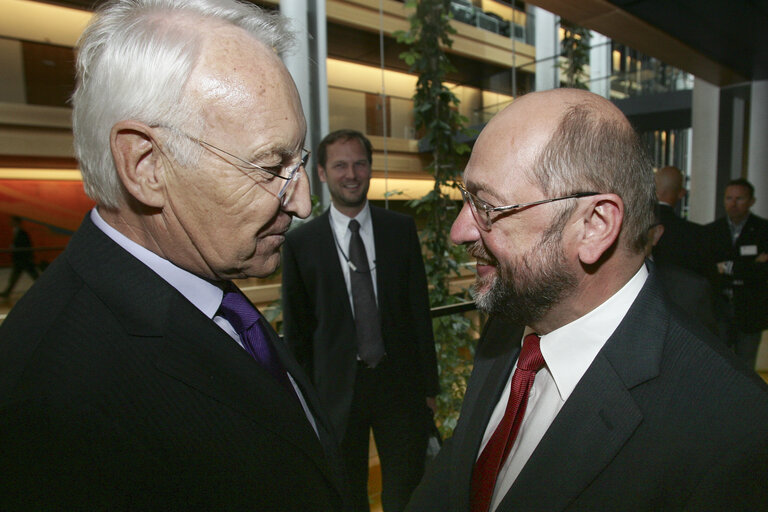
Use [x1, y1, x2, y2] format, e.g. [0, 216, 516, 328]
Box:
[465, 179, 508, 206]
[250, 144, 305, 164]
[330, 158, 366, 165]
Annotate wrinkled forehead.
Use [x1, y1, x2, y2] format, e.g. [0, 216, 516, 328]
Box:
[187, 25, 302, 121]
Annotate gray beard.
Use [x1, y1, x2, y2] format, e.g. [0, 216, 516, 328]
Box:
[471, 229, 577, 327]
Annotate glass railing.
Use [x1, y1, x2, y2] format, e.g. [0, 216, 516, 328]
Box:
[328, 86, 416, 140]
[450, 0, 534, 45]
[608, 43, 693, 99]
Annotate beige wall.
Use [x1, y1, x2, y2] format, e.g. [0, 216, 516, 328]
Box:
[0, 39, 25, 104]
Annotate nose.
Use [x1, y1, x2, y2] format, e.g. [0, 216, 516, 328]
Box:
[450, 201, 480, 246]
[342, 165, 357, 181]
[282, 168, 311, 219]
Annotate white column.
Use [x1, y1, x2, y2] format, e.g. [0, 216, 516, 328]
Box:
[748, 81, 768, 372]
[730, 95, 747, 179]
[281, 0, 329, 206]
[747, 80, 768, 218]
[280, 0, 310, 130]
[689, 77, 720, 224]
[534, 7, 559, 92]
[589, 32, 610, 98]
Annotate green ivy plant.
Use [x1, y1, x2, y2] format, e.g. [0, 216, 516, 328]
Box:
[559, 19, 591, 89]
[395, 0, 477, 438]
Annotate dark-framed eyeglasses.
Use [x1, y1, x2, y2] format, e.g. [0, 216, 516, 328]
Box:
[155, 125, 310, 205]
[457, 182, 599, 231]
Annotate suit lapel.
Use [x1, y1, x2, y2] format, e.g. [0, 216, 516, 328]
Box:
[370, 207, 389, 307]
[155, 292, 344, 484]
[738, 215, 762, 246]
[498, 272, 668, 512]
[449, 321, 524, 511]
[270, 321, 350, 493]
[498, 355, 643, 511]
[320, 210, 355, 317]
[267, 318, 339, 443]
[67, 216, 340, 492]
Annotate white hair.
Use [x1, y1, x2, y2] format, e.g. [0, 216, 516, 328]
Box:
[72, 0, 294, 208]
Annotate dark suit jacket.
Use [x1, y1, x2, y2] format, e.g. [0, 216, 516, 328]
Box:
[407, 270, 768, 511]
[705, 213, 768, 332]
[655, 263, 718, 335]
[653, 203, 712, 279]
[0, 214, 349, 511]
[282, 206, 439, 437]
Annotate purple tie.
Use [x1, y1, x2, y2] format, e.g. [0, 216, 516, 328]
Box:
[218, 287, 294, 392]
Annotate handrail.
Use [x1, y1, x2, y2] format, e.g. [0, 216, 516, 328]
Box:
[430, 300, 476, 318]
[0, 246, 67, 254]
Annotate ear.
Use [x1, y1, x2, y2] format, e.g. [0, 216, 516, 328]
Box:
[576, 194, 624, 265]
[111, 120, 166, 208]
[317, 165, 328, 183]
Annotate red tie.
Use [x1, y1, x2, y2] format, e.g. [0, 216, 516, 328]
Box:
[470, 333, 545, 512]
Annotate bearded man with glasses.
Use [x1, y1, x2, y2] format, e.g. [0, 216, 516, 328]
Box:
[406, 89, 768, 512]
[0, 1, 350, 510]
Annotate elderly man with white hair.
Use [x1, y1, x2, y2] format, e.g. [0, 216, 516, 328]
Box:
[0, 1, 350, 509]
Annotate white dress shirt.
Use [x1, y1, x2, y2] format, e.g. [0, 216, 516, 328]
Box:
[91, 208, 318, 434]
[480, 265, 649, 511]
[327, 202, 378, 314]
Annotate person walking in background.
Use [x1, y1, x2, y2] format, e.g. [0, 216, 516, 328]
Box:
[406, 89, 768, 512]
[282, 129, 439, 512]
[706, 178, 768, 370]
[0, 1, 350, 509]
[0, 216, 38, 299]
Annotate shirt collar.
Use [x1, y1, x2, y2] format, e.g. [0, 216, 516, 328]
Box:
[329, 201, 372, 234]
[538, 264, 648, 402]
[90, 208, 223, 319]
[727, 213, 750, 232]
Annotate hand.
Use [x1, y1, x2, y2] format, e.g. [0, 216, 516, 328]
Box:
[716, 261, 733, 274]
[426, 396, 437, 415]
[756, 253, 768, 263]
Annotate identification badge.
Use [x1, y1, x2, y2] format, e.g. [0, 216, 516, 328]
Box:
[740, 244, 758, 256]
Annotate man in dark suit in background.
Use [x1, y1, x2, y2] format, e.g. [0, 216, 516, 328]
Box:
[652, 165, 711, 278]
[706, 178, 768, 370]
[406, 89, 768, 512]
[282, 129, 439, 512]
[0, 216, 39, 299]
[647, 207, 718, 335]
[0, 1, 349, 509]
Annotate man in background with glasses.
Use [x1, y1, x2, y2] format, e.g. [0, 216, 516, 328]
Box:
[407, 89, 768, 512]
[0, 1, 350, 510]
[282, 129, 438, 512]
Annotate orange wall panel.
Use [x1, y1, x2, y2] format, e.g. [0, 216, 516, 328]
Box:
[0, 180, 94, 266]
